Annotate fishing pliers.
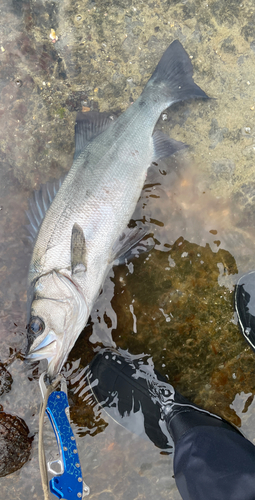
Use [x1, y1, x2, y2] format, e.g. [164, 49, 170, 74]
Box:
[39, 372, 90, 499]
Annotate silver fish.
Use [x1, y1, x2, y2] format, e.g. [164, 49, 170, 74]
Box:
[26, 40, 208, 378]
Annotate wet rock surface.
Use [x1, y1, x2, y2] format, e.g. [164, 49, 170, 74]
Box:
[0, 409, 33, 477]
[0, 364, 13, 396]
[1, 0, 255, 498]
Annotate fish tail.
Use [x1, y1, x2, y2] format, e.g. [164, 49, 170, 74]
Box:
[144, 40, 208, 104]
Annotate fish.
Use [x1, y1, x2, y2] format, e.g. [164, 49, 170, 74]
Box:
[26, 40, 208, 379]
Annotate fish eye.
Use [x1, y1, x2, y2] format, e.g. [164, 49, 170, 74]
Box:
[28, 316, 45, 335]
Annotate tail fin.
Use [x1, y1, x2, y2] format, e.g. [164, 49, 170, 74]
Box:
[146, 40, 208, 103]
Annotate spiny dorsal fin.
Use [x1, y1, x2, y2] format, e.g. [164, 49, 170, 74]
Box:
[74, 111, 117, 160]
[71, 223, 87, 275]
[26, 176, 65, 241]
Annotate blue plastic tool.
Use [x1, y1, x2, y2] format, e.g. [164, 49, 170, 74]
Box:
[39, 372, 90, 499]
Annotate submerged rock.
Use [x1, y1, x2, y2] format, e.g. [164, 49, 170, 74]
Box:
[0, 410, 33, 477]
[0, 364, 13, 396]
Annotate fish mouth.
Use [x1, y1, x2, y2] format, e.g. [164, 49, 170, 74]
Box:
[26, 275, 90, 377]
[26, 331, 59, 373]
[26, 329, 76, 378]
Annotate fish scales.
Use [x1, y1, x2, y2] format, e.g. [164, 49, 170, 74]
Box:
[26, 40, 208, 378]
[30, 103, 155, 282]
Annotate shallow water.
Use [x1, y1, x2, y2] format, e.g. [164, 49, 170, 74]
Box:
[1, 0, 255, 498]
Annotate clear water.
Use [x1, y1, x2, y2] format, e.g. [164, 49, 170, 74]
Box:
[1, 0, 255, 498]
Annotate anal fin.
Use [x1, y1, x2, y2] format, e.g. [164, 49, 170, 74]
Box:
[110, 226, 154, 266]
[152, 129, 187, 162]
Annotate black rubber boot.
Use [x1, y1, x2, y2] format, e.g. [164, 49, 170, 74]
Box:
[87, 348, 241, 448]
[235, 271, 255, 352]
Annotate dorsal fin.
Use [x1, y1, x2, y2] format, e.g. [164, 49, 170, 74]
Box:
[26, 176, 65, 241]
[74, 111, 117, 160]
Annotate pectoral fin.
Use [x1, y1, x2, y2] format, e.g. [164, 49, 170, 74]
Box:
[71, 223, 87, 275]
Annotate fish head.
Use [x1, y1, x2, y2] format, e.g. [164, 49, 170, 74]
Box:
[26, 271, 88, 379]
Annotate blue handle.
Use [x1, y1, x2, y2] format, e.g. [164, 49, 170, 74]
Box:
[46, 390, 83, 499]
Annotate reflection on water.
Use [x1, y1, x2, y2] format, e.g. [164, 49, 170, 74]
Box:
[1, 0, 255, 498]
[67, 153, 255, 424]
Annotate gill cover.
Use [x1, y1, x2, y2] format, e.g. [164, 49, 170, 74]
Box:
[27, 270, 88, 377]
